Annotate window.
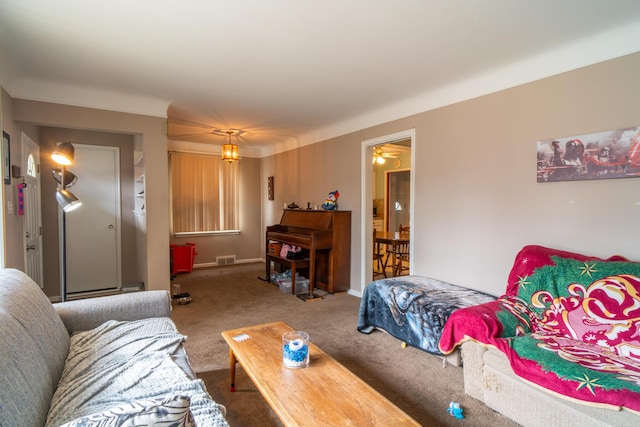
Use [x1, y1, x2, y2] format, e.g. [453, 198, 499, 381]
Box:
[169, 152, 239, 234]
[27, 154, 36, 177]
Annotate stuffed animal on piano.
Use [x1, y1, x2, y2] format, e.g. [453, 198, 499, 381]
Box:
[321, 190, 339, 211]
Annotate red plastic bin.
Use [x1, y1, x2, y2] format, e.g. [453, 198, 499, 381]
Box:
[170, 243, 197, 274]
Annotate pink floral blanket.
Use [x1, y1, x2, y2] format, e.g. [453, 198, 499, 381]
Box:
[439, 245, 640, 412]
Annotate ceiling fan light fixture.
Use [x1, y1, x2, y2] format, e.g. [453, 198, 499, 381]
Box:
[372, 147, 387, 164]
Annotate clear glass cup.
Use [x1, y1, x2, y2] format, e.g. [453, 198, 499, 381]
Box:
[282, 331, 310, 368]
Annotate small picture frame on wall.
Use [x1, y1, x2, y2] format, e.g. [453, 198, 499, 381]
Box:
[2, 131, 10, 185]
[268, 176, 274, 200]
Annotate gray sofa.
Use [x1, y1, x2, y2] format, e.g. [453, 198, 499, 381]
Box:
[438, 245, 640, 427]
[0, 268, 228, 427]
[461, 341, 639, 427]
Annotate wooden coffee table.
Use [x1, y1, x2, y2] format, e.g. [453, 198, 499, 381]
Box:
[221, 321, 420, 426]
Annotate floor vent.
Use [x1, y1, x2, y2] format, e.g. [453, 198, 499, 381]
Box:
[121, 281, 144, 293]
[216, 255, 236, 266]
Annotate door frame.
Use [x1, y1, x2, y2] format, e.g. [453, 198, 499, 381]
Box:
[360, 129, 415, 293]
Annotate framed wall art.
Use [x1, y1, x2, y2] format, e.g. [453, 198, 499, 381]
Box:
[537, 126, 640, 182]
[2, 131, 10, 185]
[267, 176, 274, 200]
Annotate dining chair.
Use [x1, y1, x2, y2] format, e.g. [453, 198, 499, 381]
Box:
[393, 224, 410, 276]
[372, 229, 387, 279]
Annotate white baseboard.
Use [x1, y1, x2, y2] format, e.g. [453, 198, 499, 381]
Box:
[348, 289, 362, 298]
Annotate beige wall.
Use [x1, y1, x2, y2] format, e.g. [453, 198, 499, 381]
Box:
[409, 52, 640, 296]
[261, 133, 364, 290]
[11, 100, 169, 294]
[3, 52, 640, 299]
[1, 87, 24, 270]
[264, 52, 640, 296]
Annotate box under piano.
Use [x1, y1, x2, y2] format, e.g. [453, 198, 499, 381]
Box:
[277, 277, 309, 294]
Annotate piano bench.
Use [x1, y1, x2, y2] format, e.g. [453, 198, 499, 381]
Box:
[266, 255, 310, 295]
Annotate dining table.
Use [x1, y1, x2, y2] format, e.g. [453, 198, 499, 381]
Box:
[374, 231, 410, 277]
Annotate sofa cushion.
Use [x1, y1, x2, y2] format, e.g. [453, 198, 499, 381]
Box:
[46, 318, 228, 427]
[58, 394, 195, 427]
[481, 344, 640, 427]
[54, 290, 172, 334]
[0, 313, 58, 427]
[0, 269, 70, 427]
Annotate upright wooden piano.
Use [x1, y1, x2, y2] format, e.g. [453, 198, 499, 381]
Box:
[266, 209, 351, 294]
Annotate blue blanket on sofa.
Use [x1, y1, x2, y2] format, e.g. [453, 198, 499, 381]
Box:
[357, 276, 496, 354]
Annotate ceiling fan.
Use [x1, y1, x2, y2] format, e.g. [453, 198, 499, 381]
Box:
[167, 119, 247, 144]
[166, 116, 296, 151]
[372, 145, 401, 164]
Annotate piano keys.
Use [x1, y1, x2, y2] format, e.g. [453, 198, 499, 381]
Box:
[266, 209, 351, 294]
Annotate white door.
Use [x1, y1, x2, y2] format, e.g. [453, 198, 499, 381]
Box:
[66, 144, 121, 293]
[22, 133, 44, 286]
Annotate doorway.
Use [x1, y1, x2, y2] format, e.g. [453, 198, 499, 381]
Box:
[361, 130, 415, 292]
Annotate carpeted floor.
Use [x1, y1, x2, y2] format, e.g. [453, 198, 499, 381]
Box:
[170, 263, 519, 426]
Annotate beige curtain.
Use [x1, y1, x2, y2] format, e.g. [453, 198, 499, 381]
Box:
[220, 158, 239, 230]
[170, 152, 238, 233]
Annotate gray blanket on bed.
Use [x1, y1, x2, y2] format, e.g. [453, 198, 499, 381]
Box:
[358, 276, 496, 354]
